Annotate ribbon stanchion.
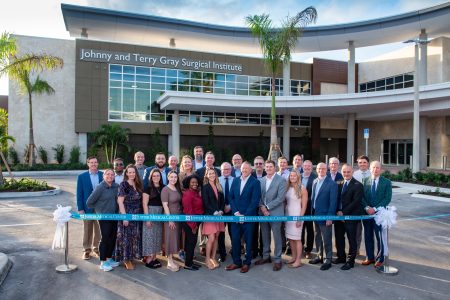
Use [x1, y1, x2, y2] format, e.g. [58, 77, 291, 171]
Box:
[374, 206, 398, 275]
[52, 205, 78, 274]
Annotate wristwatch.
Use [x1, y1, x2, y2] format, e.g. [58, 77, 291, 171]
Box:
[365, 206, 370, 211]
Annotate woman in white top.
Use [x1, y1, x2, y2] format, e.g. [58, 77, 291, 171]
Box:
[285, 170, 308, 268]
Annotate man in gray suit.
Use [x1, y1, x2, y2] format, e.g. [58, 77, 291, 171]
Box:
[255, 160, 287, 271]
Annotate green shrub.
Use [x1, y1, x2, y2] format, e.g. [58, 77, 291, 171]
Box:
[10, 162, 86, 171]
[37, 146, 48, 164]
[8, 146, 19, 165]
[0, 178, 55, 192]
[69, 146, 81, 164]
[52, 144, 65, 164]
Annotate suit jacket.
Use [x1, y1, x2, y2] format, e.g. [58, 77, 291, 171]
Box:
[195, 166, 221, 182]
[311, 176, 338, 223]
[251, 170, 267, 179]
[229, 175, 261, 217]
[219, 176, 234, 205]
[327, 171, 344, 182]
[231, 168, 241, 178]
[202, 184, 225, 215]
[259, 174, 287, 216]
[76, 170, 104, 213]
[337, 177, 363, 215]
[194, 159, 206, 170]
[143, 165, 171, 189]
[362, 176, 392, 211]
[303, 172, 317, 216]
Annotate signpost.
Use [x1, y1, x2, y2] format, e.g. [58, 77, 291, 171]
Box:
[364, 128, 369, 156]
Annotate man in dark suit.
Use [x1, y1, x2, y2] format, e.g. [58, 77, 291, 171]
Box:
[361, 161, 392, 268]
[309, 162, 337, 271]
[301, 160, 317, 259]
[143, 152, 171, 188]
[291, 154, 304, 174]
[334, 164, 364, 270]
[218, 162, 234, 262]
[251, 155, 266, 258]
[77, 156, 103, 260]
[225, 161, 261, 273]
[195, 151, 221, 180]
[168, 155, 179, 173]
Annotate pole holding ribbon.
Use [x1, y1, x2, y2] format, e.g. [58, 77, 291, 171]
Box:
[374, 206, 399, 275]
[52, 205, 78, 274]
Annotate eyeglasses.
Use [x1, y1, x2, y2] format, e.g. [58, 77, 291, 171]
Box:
[254, 162, 263, 165]
[114, 163, 124, 166]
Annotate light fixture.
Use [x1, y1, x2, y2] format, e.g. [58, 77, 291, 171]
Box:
[169, 38, 176, 47]
[81, 27, 88, 38]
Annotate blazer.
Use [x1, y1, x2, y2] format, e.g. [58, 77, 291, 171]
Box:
[362, 176, 392, 211]
[195, 166, 221, 182]
[327, 171, 344, 182]
[259, 174, 287, 216]
[337, 177, 364, 215]
[76, 170, 104, 213]
[231, 168, 241, 178]
[202, 183, 225, 215]
[143, 165, 171, 189]
[303, 172, 317, 216]
[311, 176, 338, 223]
[251, 170, 267, 179]
[229, 175, 261, 217]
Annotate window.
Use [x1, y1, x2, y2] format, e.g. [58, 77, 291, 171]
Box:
[359, 73, 414, 93]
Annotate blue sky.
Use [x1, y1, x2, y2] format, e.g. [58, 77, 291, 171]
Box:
[0, 0, 448, 94]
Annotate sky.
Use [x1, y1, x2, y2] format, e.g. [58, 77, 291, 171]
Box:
[0, 0, 448, 95]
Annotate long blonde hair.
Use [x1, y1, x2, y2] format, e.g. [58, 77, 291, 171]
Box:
[286, 170, 302, 199]
[203, 168, 223, 192]
[180, 155, 193, 173]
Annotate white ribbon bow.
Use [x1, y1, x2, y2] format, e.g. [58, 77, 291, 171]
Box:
[52, 205, 72, 250]
[374, 206, 397, 229]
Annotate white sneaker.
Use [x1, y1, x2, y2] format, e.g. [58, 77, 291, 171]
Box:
[100, 261, 113, 272]
[107, 258, 119, 268]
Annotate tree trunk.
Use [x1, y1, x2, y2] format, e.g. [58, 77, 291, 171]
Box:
[28, 92, 35, 167]
[268, 75, 281, 162]
[0, 151, 13, 178]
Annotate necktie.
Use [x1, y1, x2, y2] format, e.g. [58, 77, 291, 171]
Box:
[342, 181, 348, 194]
[371, 180, 376, 201]
[224, 177, 229, 204]
[312, 182, 317, 209]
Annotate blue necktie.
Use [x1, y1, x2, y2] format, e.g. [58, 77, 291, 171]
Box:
[224, 177, 229, 204]
[342, 181, 348, 194]
[312, 181, 317, 209]
[371, 180, 376, 201]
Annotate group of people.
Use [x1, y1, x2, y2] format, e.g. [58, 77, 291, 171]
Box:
[77, 146, 392, 274]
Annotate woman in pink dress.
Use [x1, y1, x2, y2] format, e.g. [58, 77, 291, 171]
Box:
[201, 168, 225, 270]
[285, 171, 308, 268]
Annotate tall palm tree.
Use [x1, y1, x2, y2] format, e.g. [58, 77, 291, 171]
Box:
[246, 8, 317, 161]
[93, 124, 131, 164]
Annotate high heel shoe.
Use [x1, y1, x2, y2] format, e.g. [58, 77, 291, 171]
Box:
[206, 260, 216, 270]
[210, 258, 220, 269]
[124, 260, 135, 270]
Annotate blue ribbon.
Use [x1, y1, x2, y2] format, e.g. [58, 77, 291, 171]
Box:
[70, 212, 374, 222]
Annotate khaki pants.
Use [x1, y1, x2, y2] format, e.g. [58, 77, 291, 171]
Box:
[82, 220, 101, 253]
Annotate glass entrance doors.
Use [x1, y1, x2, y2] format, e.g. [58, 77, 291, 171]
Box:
[383, 140, 413, 165]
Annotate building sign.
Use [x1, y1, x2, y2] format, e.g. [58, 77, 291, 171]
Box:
[79, 48, 243, 73]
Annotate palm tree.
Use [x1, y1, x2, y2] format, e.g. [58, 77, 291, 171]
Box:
[246, 8, 317, 161]
[14, 72, 55, 166]
[0, 108, 14, 184]
[93, 124, 131, 164]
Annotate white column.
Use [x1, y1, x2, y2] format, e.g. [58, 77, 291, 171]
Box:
[419, 29, 428, 86]
[346, 113, 355, 164]
[283, 61, 290, 96]
[171, 110, 180, 158]
[283, 115, 291, 160]
[78, 133, 87, 163]
[348, 41, 355, 93]
[412, 43, 420, 173]
[420, 116, 427, 169]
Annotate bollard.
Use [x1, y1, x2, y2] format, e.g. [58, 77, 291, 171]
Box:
[376, 228, 398, 275]
[56, 222, 78, 273]
[350, 155, 354, 167]
[325, 154, 329, 164]
[443, 156, 448, 170]
[409, 155, 413, 170]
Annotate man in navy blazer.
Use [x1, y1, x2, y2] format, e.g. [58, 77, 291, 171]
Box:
[309, 162, 338, 271]
[225, 161, 261, 273]
[143, 152, 171, 189]
[77, 156, 103, 260]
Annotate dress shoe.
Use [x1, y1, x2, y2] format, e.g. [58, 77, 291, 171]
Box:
[225, 263, 242, 271]
[332, 258, 346, 264]
[82, 252, 91, 260]
[273, 262, 282, 271]
[218, 255, 227, 263]
[183, 265, 199, 271]
[341, 262, 354, 270]
[124, 260, 135, 270]
[374, 261, 384, 268]
[193, 262, 202, 268]
[254, 257, 272, 265]
[240, 264, 250, 273]
[320, 263, 332, 271]
[308, 257, 323, 265]
[361, 259, 375, 265]
[305, 252, 312, 259]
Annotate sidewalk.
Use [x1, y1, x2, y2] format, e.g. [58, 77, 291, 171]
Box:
[2, 170, 85, 177]
[0, 253, 12, 286]
[392, 181, 450, 194]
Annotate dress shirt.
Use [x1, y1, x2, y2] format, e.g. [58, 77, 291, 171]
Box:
[265, 175, 274, 192]
[89, 171, 100, 190]
[353, 169, 370, 183]
[301, 174, 310, 187]
[219, 176, 234, 193]
[233, 168, 242, 178]
[277, 169, 290, 180]
[240, 175, 250, 194]
[194, 160, 204, 170]
[313, 177, 326, 209]
[114, 173, 124, 184]
[330, 171, 337, 181]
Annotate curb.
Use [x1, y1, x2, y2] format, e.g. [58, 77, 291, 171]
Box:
[0, 252, 12, 286]
[2, 170, 85, 177]
[0, 185, 61, 199]
[411, 193, 450, 203]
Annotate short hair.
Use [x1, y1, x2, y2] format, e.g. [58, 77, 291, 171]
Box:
[254, 156, 264, 161]
[114, 157, 124, 163]
[242, 161, 252, 168]
[134, 151, 144, 158]
[341, 163, 353, 170]
[329, 157, 340, 164]
[293, 154, 302, 160]
[370, 161, 381, 169]
[221, 162, 232, 169]
[155, 152, 165, 157]
[303, 160, 312, 165]
[278, 156, 288, 162]
[205, 151, 215, 157]
[86, 156, 97, 162]
[357, 155, 369, 162]
[316, 162, 327, 169]
[265, 160, 276, 167]
[194, 146, 203, 151]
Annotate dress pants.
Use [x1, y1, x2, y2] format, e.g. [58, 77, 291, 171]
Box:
[252, 223, 263, 257]
[231, 222, 254, 266]
[260, 221, 282, 263]
[83, 220, 101, 253]
[301, 220, 314, 253]
[218, 222, 232, 257]
[356, 221, 362, 253]
[181, 222, 199, 267]
[363, 218, 384, 262]
[98, 220, 117, 261]
[334, 220, 357, 263]
[314, 222, 333, 263]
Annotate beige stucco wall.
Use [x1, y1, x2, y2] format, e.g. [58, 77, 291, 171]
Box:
[320, 82, 347, 95]
[8, 35, 77, 163]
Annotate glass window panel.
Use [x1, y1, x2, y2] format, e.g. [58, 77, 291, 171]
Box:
[236, 82, 248, 90]
[109, 88, 121, 111]
[226, 81, 236, 89]
[249, 90, 260, 96]
[166, 69, 177, 77]
[376, 87, 385, 91]
[166, 77, 177, 84]
[136, 67, 150, 75]
[178, 70, 190, 79]
[404, 74, 413, 82]
[178, 85, 190, 91]
[386, 77, 394, 85]
[123, 66, 135, 74]
[376, 79, 385, 87]
[110, 65, 122, 73]
[151, 114, 165, 121]
[203, 73, 214, 80]
[404, 81, 413, 88]
[203, 87, 213, 93]
[123, 81, 136, 88]
[226, 74, 236, 82]
[394, 76, 403, 83]
[291, 119, 300, 126]
[150, 90, 163, 101]
[248, 76, 260, 84]
[136, 82, 150, 89]
[225, 89, 236, 95]
[236, 89, 248, 96]
[236, 75, 247, 83]
[191, 72, 202, 80]
[135, 90, 150, 112]
[394, 83, 403, 89]
[110, 73, 122, 80]
[136, 75, 150, 82]
[191, 86, 201, 92]
[191, 79, 202, 86]
[109, 112, 121, 120]
[151, 83, 165, 90]
[166, 114, 172, 122]
[123, 74, 135, 81]
[214, 81, 225, 88]
[299, 119, 310, 127]
[151, 76, 165, 83]
[215, 73, 225, 81]
[110, 81, 121, 88]
[152, 68, 165, 76]
[123, 89, 135, 112]
[179, 116, 189, 123]
[167, 83, 177, 91]
[367, 82, 375, 89]
[386, 85, 394, 90]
